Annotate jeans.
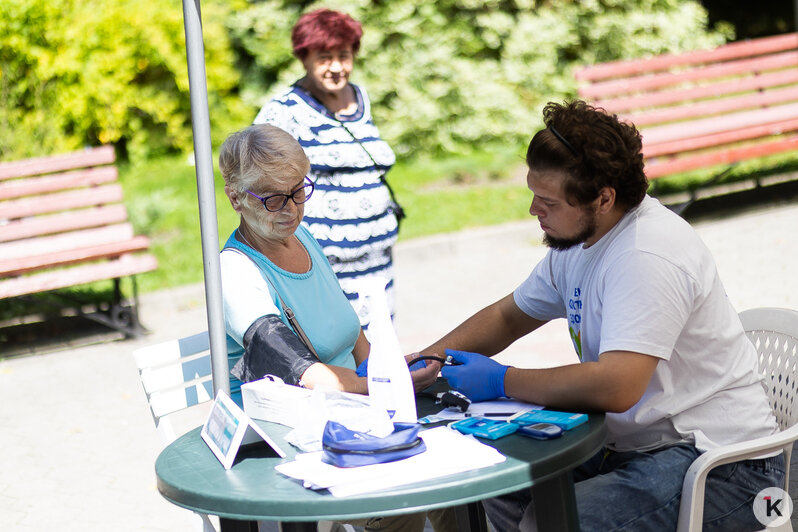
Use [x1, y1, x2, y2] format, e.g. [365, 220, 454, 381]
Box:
[482, 443, 785, 532]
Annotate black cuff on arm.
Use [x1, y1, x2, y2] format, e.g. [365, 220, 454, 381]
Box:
[230, 315, 320, 386]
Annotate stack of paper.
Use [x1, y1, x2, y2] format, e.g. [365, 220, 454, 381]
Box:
[241, 376, 374, 429]
[275, 426, 506, 497]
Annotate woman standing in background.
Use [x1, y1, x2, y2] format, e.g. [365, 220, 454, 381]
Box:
[254, 8, 401, 330]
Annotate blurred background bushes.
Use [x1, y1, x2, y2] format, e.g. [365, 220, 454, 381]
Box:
[0, 0, 249, 161]
[2, 0, 733, 162]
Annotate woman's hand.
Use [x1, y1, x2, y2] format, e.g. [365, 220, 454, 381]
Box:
[407, 352, 442, 393]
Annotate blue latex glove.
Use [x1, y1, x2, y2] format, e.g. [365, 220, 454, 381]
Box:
[355, 358, 369, 378]
[440, 349, 508, 402]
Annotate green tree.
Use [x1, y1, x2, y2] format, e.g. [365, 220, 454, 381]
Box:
[0, 0, 248, 160]
[231, 0, 732, 157]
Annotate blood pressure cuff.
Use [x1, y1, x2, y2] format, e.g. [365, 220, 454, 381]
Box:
[230, 315, 320, 386]
[321, 421, 427, 468]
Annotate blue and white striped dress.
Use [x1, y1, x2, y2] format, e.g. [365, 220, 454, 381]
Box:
[253, 83, 398, 328]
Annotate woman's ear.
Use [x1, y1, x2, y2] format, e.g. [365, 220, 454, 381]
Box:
[225, 185, 243, 214]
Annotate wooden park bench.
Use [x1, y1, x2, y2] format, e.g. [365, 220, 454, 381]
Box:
[0, 146, 158, 337]
[575, 32, 798, 211]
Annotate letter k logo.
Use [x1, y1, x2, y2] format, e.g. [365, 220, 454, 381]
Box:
[765, 495, 783, 517]
[755, 488, 792, 526]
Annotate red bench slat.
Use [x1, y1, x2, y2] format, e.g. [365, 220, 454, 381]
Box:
[581, 50, 798, 100]
[599, 70, 798, 115]
[0, 205, 129, 243]
[0, 224, 135, 261]
[640, 101, 798, 145]
[0, 183, 123, 219]
[643, 117, 798, 158]
[646, 135, 798, 178]
[0, 236, 152, 277]
[0, 146, 115, 180]
[619, 86, 798, 128]
[0, 254, 158, 299]
[0, 166, 118, 201]
[576, 33, 798, 81]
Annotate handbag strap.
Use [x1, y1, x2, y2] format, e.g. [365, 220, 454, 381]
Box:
[224, 246, 318, 358]
[335, 120, 403, 208]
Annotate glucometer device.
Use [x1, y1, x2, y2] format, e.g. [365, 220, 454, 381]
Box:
[450, 417, 519, 440]
[516, 423, 564, 440]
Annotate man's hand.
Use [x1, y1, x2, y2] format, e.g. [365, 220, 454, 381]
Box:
[441, 349, 509, 402]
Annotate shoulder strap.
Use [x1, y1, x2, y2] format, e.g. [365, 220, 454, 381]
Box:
[223, 246, 318, 357]
[335, 119, 402, 206]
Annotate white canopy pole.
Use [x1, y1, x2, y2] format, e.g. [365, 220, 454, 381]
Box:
[181, 0, 229, 395]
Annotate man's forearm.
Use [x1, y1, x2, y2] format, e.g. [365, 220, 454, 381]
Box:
[422, 293, 545, 358]
[504, 351, 659, 412]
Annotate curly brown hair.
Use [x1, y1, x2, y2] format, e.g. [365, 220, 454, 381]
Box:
[526, 100, 648, 212]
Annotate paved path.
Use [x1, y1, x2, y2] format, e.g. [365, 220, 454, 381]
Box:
[2, 198, 797, 531]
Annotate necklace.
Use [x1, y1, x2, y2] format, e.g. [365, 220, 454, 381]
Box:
[237, 228, 311, 272]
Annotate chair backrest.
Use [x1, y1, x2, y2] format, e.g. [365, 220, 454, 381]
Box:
[740, 307, 798, 432]
[132, 331, 213, 445]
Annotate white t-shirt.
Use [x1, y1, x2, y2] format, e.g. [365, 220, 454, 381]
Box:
[514, 195, 777, 452]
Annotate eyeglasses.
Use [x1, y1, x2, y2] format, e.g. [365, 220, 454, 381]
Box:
[246, 177, 315, 212]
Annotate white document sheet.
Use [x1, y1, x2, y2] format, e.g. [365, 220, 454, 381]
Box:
[275, 426, 506, 497]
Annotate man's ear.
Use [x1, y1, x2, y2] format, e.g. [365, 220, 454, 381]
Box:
[225, 185, 243, 214]
[596, 187, 616, 214]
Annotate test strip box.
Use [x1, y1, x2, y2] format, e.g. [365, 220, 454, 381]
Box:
[511, 410, 587, 430]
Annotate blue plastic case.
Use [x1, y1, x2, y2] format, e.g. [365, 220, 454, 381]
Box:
[450, 417, 519, 440]
[511, 410, 587, 430]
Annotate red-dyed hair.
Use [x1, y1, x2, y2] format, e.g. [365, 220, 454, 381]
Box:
[291, 9, 363, 60]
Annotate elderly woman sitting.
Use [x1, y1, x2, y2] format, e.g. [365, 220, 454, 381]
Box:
[218, 123, 437, 404]
[218, 124, 453, 532]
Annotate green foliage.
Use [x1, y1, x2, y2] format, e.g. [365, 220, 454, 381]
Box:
[121, 154, 239, 291]
[1, 0, 732, 161]
[0, 0, 248, 160]
[230, 0, 732, 158]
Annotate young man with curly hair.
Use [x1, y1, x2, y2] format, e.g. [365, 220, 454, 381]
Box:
[421, 101, 783, 531]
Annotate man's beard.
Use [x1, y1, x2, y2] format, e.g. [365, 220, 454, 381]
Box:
[543, 210, 598, 251]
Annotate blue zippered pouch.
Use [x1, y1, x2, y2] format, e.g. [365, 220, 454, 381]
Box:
[321, 421, 427, 468]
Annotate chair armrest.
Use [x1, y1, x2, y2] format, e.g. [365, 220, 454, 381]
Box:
[676, 424, 798, 532]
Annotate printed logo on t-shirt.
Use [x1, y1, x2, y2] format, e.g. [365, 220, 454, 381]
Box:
[568, 287, 583, 360]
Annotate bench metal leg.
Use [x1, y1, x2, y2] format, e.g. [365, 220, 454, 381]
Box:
[9, 276, 150, 338]
[666, 165, 737, 217]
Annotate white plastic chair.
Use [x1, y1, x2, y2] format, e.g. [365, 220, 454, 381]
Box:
[133, 332, 348, 532]
[677, 307, 798, 531]
[133, 331, 217, 532]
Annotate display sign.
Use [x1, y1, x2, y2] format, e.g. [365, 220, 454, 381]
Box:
[201, 390, 286, 470]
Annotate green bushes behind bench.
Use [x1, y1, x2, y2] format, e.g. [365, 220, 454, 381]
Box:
[2, 0, 730, 162]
